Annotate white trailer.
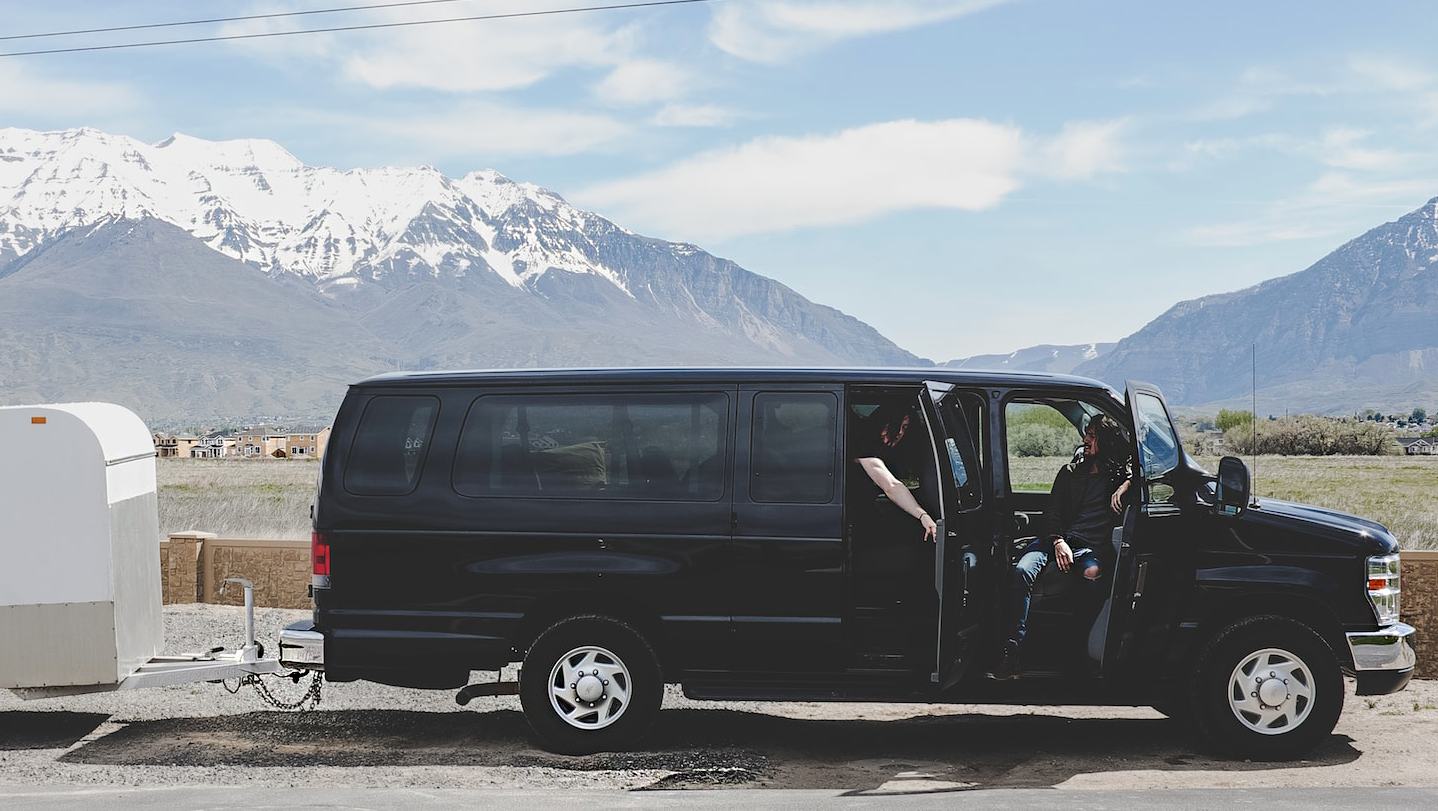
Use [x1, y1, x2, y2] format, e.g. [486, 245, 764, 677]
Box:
[1, 403, 283, 700]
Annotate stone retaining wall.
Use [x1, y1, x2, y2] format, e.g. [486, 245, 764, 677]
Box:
[158, 534, 1437, 678]
[1402, 551, 1437, 680]
[162, 531, 311, 610]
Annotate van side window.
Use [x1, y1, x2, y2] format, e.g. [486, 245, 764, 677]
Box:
[343, 395, 439, 495]
[1005, 401, 1083, 494]
[453, 393, 728, 500]
[751, 392, 837, 504]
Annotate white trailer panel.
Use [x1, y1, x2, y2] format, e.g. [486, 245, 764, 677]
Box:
[0, 403, 163, 689]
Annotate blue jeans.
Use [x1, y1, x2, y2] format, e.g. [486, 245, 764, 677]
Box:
[1006, 539, 1101, 645]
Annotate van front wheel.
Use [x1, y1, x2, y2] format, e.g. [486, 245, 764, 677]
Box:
[1191, 616, 1343, 761]
[520, 615, 662, 754]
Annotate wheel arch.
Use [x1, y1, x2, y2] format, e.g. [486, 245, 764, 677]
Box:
[512, 591, 671, 675]
[1185, 589, 1351, 671]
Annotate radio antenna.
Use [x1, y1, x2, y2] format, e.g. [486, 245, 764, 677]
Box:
[1251, 343, 1258, 505]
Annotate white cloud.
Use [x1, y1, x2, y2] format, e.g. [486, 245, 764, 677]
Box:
[594, 60, 694, 106]
[362, 102, 632, 158]
[344, 16, 629, 92]
[576, 117, 1118, 242]
[1313, 128, 1404, 171]
[1182, 173, 1436, 248]
[1347, 56, 1435, 92]
[224, 3, 635, 92]
[709, 0, 1015, 63]
[1038, 120, 1126, 180]
[650, 104, 743, 127]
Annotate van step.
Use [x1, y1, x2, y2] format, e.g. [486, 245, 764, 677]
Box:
[455, 680, 519, 705]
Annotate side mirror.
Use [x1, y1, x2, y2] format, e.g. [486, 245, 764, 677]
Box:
[1215, 456, 1250, 517]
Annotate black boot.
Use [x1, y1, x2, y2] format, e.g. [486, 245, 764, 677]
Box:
[989, 640, 1022, 680]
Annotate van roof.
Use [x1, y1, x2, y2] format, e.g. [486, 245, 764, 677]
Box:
[351, 367, 1121, 396]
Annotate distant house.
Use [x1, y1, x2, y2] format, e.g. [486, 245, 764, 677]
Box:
[236, 429, 290, 458]
[236, 426, 332, 459]
[285, 427, 331, 459]
[155, 427, 330, 459]
[192, 433, 236, 458]
[153, 433, 199, 458]
[1397, 437, 1435, 455]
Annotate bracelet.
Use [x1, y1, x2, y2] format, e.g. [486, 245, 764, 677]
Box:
[919, 512, 930, 521]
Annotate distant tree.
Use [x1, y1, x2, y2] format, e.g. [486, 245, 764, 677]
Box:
[1412, 407, 1428, 424]
[1215, 409, 1253, 432]
[1009, 423, 1078, 457]
[1224, 414, 1394, 455]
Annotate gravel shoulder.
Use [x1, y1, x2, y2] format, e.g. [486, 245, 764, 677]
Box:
[2, 604, 1435, 793]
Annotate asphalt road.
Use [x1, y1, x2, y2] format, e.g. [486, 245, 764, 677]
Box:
[3, 786, 1437, 811]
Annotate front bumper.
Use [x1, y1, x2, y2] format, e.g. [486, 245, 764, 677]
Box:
[279, 621, 326, 670]
[1347, 622, 1416, 696]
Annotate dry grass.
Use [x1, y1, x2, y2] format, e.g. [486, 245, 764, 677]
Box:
[158, 454, 1438, 549]
[1011, 454, 1438, 550]
[157, 458, 317, 540]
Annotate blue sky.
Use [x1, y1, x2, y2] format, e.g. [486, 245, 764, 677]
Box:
[5, 1, 1438, 361]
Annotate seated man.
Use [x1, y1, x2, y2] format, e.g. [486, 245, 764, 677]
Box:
[991, 414, 1131, 680]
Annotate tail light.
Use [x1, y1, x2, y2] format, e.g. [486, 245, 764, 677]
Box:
[312, 531, 331, 577]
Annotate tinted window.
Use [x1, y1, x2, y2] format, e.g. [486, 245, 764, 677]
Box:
[1134, 392, 1179, 503]
[344, 395, 439, 495]
[751, 392, 837, 504]
[453, 392, 728, 500]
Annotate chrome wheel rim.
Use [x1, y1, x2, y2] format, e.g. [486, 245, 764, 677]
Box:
[547, 644, 631, 731]
[1226, 647, 1315, 735]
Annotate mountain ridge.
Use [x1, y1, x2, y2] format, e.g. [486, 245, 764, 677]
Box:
[1075, 196, 1438, 413]
[0, 127, 922, 422]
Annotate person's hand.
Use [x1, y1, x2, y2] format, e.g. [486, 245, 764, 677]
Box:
[1053, 538, 1073, 572]
[1110, 480, 1130, 514]
[919, 513, 937, 543]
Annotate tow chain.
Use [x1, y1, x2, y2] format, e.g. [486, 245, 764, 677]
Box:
[240, 670, 324, 710]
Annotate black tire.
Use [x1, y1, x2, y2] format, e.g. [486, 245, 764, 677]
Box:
[1190, 616, 1343, 761]
[519, 615, 663, 755]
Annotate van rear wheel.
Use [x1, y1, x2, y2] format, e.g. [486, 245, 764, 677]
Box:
[520, 615, 662, 754]
[1191, 616, 1343, 761]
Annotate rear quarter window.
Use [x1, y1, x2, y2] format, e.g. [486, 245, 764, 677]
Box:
[343, 395, 439, 495]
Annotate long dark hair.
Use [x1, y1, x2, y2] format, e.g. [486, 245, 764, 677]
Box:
[869, 402, 915, 437]
[1086, 414, 1130, 483]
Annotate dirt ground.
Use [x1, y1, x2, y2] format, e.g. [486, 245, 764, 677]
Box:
[4, 679, 1436, 792]
[3, 605, 1434, 792]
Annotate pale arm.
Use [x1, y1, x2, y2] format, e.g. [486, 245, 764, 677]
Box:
[856, 456, 937, 542]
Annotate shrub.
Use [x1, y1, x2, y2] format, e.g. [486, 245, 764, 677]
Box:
[1215, 408, 1253, 433]
[1223, 415, 1393, 456]
[1009, 423, 1078, 457]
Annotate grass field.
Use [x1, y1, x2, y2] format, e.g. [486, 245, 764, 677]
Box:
[157, 458, 318, 540]
[1010, 454, 1438, 550]
[159, 454, 1438, 550]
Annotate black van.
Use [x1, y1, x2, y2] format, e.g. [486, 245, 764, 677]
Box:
[279, 368, 1415, 760]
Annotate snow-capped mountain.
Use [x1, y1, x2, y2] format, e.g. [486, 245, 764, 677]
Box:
[0, 127, 921, 421]
[943, 342, 1115, 375]
[2, 127, 648, 292]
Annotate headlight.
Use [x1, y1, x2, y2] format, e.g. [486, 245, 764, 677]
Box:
[1366, 553, 1401, 626]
